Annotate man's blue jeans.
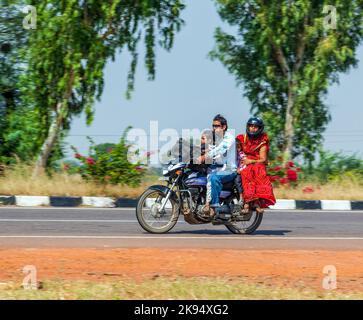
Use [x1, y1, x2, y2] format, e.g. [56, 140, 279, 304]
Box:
[207, 171, 237, 208]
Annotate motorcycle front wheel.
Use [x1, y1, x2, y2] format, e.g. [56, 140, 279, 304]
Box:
[136, 188, 179, 234]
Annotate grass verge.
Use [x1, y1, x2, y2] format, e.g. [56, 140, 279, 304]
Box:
[0, 277, 362, 300]
[0, 164, 362, 200]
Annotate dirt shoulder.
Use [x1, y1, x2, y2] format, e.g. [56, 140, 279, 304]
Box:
[0, 248, 362, 294]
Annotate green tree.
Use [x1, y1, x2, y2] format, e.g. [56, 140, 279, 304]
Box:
[210, 0, 363, 163]
[0, 1, 28, 163]
[14, 0, 184, 175]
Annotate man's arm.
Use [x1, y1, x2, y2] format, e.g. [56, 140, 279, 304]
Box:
[207, 131, 234, 159]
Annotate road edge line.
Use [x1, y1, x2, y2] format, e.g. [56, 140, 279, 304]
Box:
[0, 195, 362, 211]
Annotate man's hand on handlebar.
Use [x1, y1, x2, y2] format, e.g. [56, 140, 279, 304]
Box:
[195, 155, 206, 164]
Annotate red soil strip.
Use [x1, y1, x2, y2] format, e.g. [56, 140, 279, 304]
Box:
[0, 248, 362, 292]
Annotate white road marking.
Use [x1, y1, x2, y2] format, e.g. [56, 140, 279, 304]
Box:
[0, 219, 139, 223]
[0, 219, 187, 224]
[0, 207, 362, 213]
[267, 209, 363, 213]
[0, 235, 362, 240]
[0, 207, 133, 211]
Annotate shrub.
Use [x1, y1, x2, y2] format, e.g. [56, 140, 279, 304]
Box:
[71, 128, 146, 187]
[267, 160, 301, 187]
[54, 159, 81, 175]
[268, 151, 363, 187]
[300, 151, 363, 184]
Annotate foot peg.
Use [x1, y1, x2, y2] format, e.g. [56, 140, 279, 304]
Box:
[211, 205, 232, 224]
[215, 213, 231, 220]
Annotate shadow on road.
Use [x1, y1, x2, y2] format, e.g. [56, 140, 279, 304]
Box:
[170, 229, 231, 235]
[168, 229, 292, 236]
[253, 230, 292, 236]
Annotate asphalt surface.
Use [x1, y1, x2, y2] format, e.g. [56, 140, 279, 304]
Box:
[0, 207, 362, 249]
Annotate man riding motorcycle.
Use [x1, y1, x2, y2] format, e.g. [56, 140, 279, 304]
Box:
[197, 114, 237, 218]
[136, 114, 264, 234]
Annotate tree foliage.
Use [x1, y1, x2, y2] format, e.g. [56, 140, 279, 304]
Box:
[2, 0, 185, 171]
[211, 0, 363, 162]
[0, 1, 29, 163]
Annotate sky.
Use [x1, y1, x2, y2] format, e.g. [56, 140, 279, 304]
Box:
[65, 0, 363, 161]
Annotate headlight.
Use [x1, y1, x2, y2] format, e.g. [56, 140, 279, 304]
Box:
[162, 169, 169, 176]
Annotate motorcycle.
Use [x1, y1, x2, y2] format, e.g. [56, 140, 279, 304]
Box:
[136, 160, 263, 234]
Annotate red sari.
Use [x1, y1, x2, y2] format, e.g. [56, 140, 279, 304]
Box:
[236, 133, 276, 208]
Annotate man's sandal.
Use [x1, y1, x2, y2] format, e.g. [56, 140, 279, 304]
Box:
[201, 204, 211, 217]
[201, 204, 216, 218]
[202, 204, 210, 212]
[209, 207, 216, 219]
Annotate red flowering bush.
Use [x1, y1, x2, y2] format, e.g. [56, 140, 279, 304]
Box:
[286, 169, 298, 182]
[56, 160, 80, 175]
[86, 157, 96, 165]
[278, 177, 289, 185]
[268, 160, 300, 187]
[302, 186, 314, 193]
[71, 131, 146, 187]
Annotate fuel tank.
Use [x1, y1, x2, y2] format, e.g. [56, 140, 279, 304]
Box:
[184, 172, 207, 187]
[184, 172, 232, 198]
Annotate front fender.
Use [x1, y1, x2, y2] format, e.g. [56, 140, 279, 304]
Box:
[147, 185, 179, 204]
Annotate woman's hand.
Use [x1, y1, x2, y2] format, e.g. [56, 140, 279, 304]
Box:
[242, 146, 267, 166]
[242, 158, 255, 166]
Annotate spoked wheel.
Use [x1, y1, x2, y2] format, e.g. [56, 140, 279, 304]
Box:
[225, 200, 263, 234]
[136, 189, 179, 234]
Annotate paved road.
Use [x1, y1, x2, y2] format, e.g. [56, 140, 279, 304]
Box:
[0, 207, 362, 249]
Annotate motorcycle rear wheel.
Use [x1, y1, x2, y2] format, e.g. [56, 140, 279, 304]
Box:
[225, 206, 263, 235]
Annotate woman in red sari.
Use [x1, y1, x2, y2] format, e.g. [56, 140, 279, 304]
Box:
[236, 117, 276, 214]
